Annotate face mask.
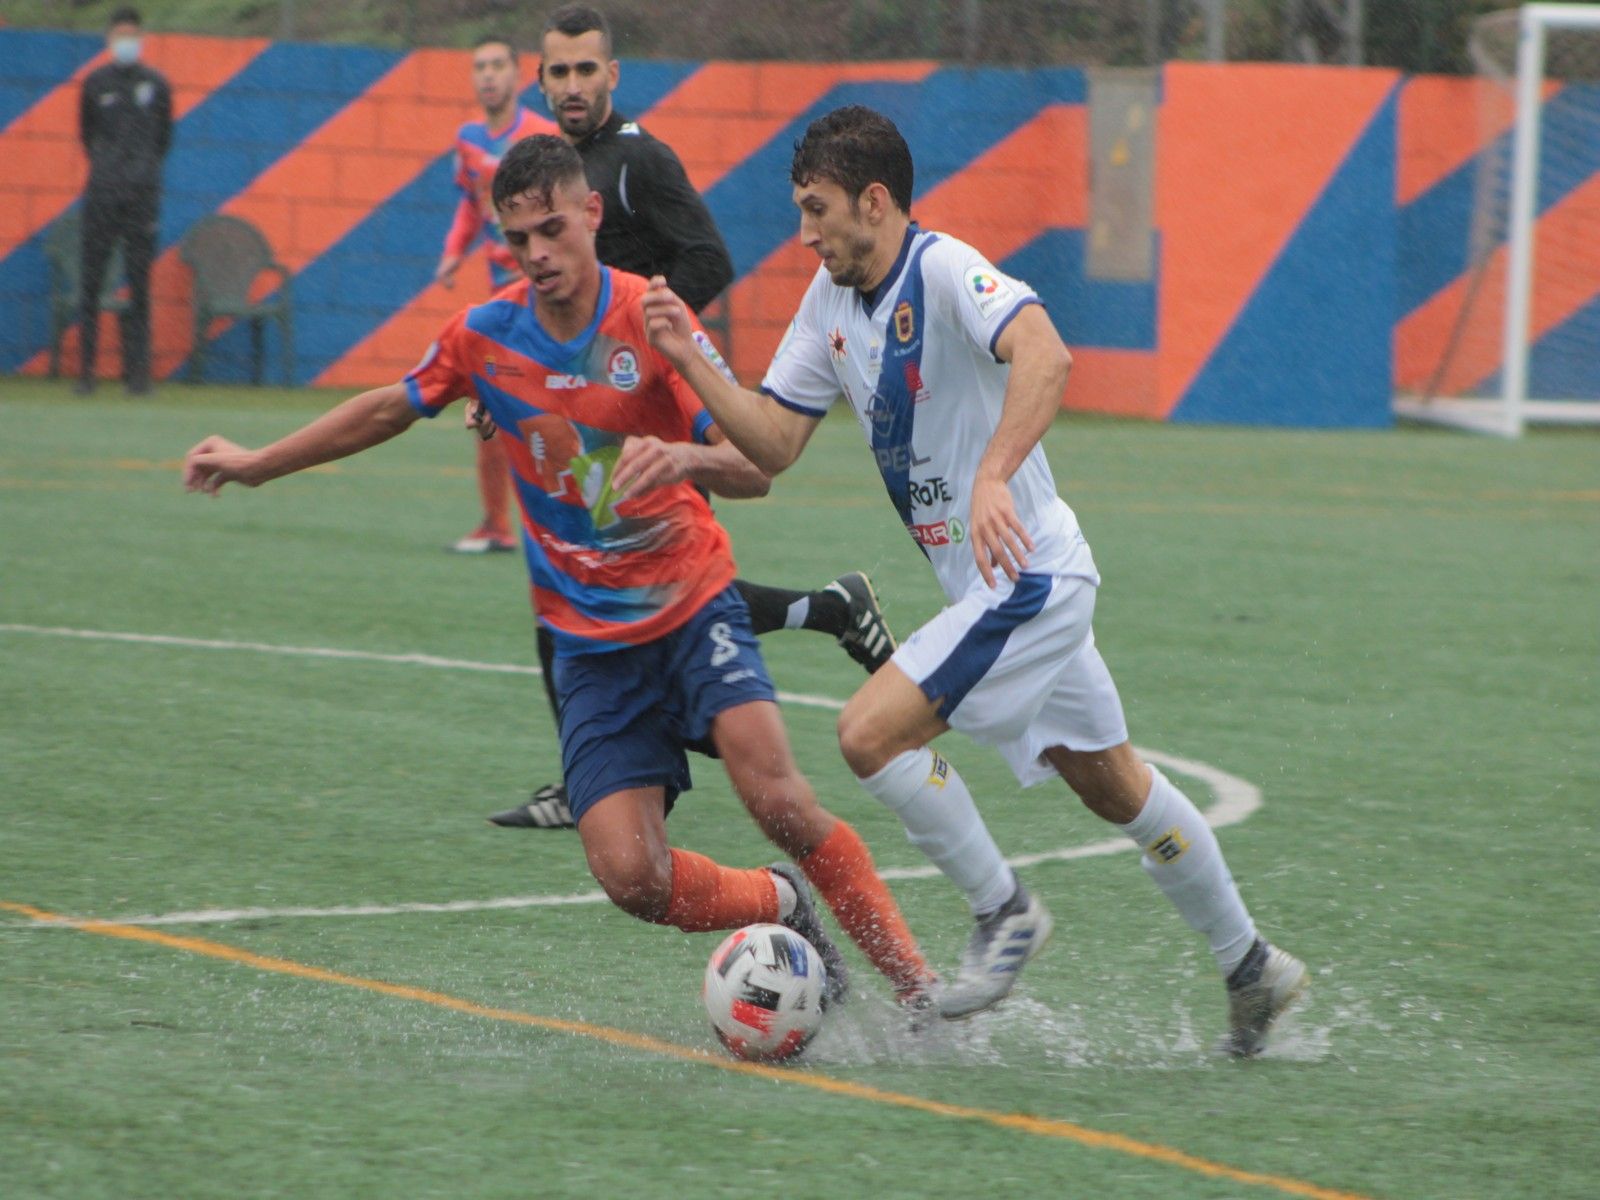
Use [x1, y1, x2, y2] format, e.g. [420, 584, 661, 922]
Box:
[111, 36, 141, 65]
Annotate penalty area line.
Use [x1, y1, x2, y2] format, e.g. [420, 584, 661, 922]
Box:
[0, 900, 1373, 1200]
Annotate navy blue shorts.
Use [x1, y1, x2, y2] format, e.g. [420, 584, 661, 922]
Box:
[552, 585, 778, 824]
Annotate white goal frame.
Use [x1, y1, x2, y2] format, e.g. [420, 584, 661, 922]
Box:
[1396, 3, 1600, 436]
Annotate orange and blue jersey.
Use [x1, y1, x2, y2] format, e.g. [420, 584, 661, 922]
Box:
[443, 106, 554, 289]
[403, 268, 739, 654]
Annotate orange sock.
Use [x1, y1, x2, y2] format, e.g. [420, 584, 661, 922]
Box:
[476, 435, 512, 539]
[662, 848, 780, 932]
[801, 821, 932, 996]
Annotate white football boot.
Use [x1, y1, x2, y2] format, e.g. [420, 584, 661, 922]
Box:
[937, 878, 1053, 1019]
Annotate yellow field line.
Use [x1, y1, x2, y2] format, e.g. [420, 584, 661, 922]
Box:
[4, 900, 1374, 1200]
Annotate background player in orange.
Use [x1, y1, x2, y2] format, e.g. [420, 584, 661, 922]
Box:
[182, 134, 935, 1011]
[435, 34, 551, 555]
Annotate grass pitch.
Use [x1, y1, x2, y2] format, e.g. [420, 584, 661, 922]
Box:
[2, 378, 1596, 1199]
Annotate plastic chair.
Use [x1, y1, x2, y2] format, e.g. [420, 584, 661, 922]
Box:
[44, 210, 131, 379]
[180, 215, 294, 384]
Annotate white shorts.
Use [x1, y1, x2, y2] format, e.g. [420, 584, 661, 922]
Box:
[891, 552, 1129, 787]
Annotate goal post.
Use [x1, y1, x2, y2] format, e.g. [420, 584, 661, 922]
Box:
[1397, 3, 1600, 436]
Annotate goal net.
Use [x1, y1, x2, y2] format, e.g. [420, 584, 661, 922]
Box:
[1397, 4, 1600, 436]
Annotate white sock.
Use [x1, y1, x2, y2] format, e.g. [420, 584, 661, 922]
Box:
[768, 870, 798, 920]
[1120, 765, 1257, 977]
[861, 748, 1013, 916]
[784, 597, 810, 630]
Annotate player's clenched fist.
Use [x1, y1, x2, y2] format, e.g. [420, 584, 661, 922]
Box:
[183, 435, 259, 496]
[642, 275, 694, 368]
[613, 434, 692, 498]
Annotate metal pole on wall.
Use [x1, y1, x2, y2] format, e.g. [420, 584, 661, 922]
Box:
[1201, 0, 1227, 60]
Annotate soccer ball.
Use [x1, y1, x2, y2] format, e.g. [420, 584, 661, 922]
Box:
[703, 923, 826, 1063]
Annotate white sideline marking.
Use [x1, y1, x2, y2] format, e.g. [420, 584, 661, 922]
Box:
[2, 622, 1261, 929]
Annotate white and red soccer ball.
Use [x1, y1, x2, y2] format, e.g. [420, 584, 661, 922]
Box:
[703, 924, 826, 1063]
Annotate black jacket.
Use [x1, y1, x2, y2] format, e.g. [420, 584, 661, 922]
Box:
[575, 110, 734, 313]
[79, 61, 172, 197]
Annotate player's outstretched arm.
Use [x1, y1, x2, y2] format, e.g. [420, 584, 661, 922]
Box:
[183, 383, 420, 497]
[643, 276, 817, 475]
[970, 305, 1073, 587]
[613, 429, 771, 502]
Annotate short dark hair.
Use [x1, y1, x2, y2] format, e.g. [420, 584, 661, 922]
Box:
[791, 105, 914, 214]
[491, 134, 588, 210]
[542, 4, 613, 56]
[109, 6, 142, 27]
[473, 33, 518, 62]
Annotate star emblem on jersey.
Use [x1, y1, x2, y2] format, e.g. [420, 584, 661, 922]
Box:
[607, 347, 641, 391]
[828, 328, 847, 361]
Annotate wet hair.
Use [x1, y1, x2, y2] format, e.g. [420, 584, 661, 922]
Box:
[542, 4, 613, 56]
[473, 33, 518, 63]
[491, 134, 588, 211]
[790, 105, 914, 214]
[109, 6, 142, 27]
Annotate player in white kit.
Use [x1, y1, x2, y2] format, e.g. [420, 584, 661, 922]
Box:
[644, 105, 1306, 1054]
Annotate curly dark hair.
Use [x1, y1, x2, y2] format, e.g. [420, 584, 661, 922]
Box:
[790, 105, 913, 213]
[491, 134, 587, 211]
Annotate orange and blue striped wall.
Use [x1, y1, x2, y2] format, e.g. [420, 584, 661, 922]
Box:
[3, 31, 1595, 425]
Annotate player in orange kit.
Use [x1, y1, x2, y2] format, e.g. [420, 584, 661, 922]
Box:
[183, 134, 936, 1010]
[435, 34, 552, 554]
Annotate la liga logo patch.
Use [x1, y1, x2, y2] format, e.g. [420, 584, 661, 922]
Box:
[607, 346, 641, 391]
[970, 272, 999, 296]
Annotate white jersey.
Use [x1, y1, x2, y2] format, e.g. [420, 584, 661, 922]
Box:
[761, 226, 1085, 602]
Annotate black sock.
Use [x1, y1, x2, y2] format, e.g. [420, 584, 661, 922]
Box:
[733, 578, 848, 638]
[735, 579, 800, 635]
[535, 623, 561, 724]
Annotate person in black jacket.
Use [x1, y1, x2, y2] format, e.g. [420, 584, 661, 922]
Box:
[485, 4, 896, 830]
[77, 7, 171, 395]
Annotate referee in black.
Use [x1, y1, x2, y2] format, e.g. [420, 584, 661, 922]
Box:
[486, 4, 896, 829]
[77, 6, 171, 395]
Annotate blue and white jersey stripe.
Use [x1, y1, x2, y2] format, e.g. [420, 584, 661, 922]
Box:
[762, 225, 1083, 601]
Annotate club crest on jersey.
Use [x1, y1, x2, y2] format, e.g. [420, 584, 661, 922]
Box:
[607, 347, 641, 391]
[484, 354, 497, 376]
[893, 301, 915, 343]
[828, 328, 847, 362]
[135, 81, 156, 107]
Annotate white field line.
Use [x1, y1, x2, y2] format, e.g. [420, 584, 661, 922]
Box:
[0, 623, 846, 711]
[3, 622, 1261, 929]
